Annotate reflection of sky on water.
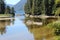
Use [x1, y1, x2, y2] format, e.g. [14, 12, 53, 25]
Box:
[0, 17, 34, 40]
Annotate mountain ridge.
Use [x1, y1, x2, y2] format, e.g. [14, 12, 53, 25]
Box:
[14, 0, 27, 13]
[6, 0, 27, 14]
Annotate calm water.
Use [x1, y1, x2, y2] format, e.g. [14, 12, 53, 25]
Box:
[0, 15, 58, 40]
[0, 16, 34, 40]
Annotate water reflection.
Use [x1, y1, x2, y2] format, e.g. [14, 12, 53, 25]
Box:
[0, 19, 14, 35]
[25, 17, 58, 26]
[0, 16, 58, 40]
[25, 17, 58, 40]
[0, 17, 34, 40]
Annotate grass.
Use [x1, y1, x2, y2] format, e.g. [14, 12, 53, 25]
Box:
[54, 36, 60, 40]
[55, 0, 60, 4]
[0, 14, 13, 17]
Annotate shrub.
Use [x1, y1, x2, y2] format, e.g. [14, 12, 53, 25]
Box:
[47, 21, 60, 36]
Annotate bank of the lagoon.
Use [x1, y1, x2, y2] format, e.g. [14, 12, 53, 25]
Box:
[0, 14, 15, 20]
[25, 14, 59, 19]
[25, 15, 60, 40]
[0, 14, 60, 40]
[0, 14, 14, 17]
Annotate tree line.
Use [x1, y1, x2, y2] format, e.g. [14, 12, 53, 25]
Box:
[0, 0, 15, 16]
[24, 0, 60, 16]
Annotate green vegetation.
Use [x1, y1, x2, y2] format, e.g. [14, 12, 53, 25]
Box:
[0, 14, 13, 17]
[24, 0, 60, 39]
[45, 21, 60, 40]
[0, 0, 15, 17]
[25, 18, 60, 40]
[0, 0, 5, 14]
[54, 36, 60, 40]
[47, 21, 60, 35]
[24, 0, 60, 16]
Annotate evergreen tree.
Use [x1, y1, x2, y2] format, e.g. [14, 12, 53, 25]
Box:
[34, 0, 43, 15]
[25, 0, 56, 16]
[24, 0, 43, 15]
[11, 7, 15, 16]
[5, 6, 11, 14]
[24, 0, 32, 15]
[45, 0, 55, 16]
[0, 0, 5, 14]
[52, 0, 60, 16]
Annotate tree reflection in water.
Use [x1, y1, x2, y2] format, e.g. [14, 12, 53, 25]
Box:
[24, 17, 58, 40]
[0, 19, 15, 35]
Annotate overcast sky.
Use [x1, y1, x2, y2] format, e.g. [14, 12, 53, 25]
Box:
[5, 0, 21, 5]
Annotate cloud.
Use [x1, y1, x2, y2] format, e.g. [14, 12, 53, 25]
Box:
[5, 0, 21, 5]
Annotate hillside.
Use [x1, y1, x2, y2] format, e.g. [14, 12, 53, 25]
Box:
[14, 0, 27, 13]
